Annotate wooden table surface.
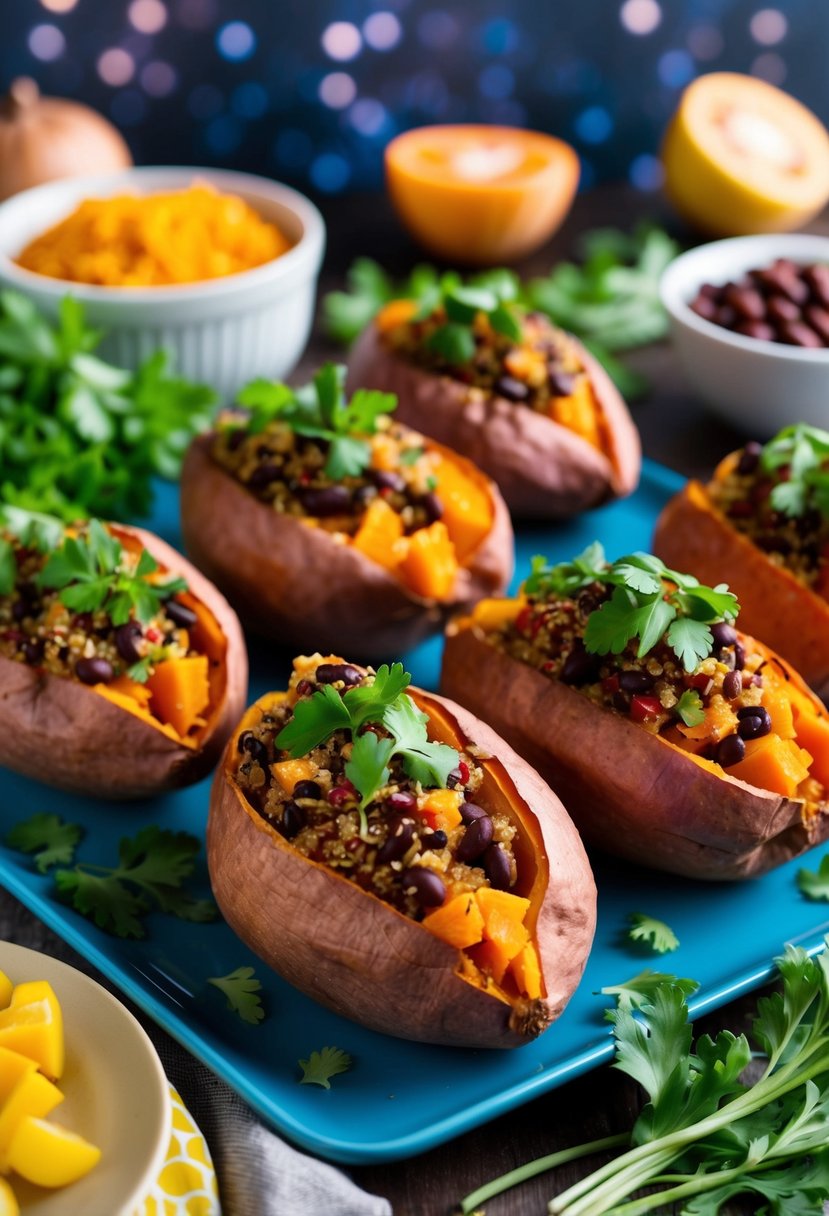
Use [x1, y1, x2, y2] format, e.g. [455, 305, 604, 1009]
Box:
[4, 184, 826, 1216]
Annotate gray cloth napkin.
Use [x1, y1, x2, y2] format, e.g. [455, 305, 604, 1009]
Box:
[151, 1031, 392, 1216]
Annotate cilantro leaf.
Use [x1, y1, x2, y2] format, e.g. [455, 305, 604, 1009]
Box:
[208, 966, 265, 1025]
[346, 733, 394, 810]
[666, 617, 714, 672]
[675, 688, 705, 727]
[0, 539, 15, 596]
[5, 812, 84, 873]
[381, 694, 458, 790]
[796, 854, 829, 901]
[523, 543, 608, 597]
[600, 969, 699, 1013]
[298, 1046, 352, 1089]
[584, 586, 653, 656]
[276, 685, 353, 756]
[342, 663, 412, 728]
[54, 867, 149, 939]
[427, 323, 476, 365]
[627, 913, 680, 954]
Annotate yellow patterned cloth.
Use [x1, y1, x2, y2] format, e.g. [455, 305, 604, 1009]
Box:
[137, 1085, 221, 1216]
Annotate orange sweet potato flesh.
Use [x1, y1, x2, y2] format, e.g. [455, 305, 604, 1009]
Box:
[442, 622, 829, 880]
[181, 433, 512, 661]
[0, 525, 248, 799]
[346, 324, 641, 520]
[207, 682, 596, 1048]
[653, 477, 829, 700]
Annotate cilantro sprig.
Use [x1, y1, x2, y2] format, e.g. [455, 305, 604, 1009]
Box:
[627, 913, 680, 955]
[276, 664, 458, 829]
[5, 813, 84, 873]
[525, 544, 739, 672]
[234, 363, 396, 480]
[36, 519, 187, 626]
[760, 424, 829, 519]
[208, 966, 265, 1025]
[298, 1046, 352, 1089]
[0, 291, 216, 522]
[461, 939, 829, 1215]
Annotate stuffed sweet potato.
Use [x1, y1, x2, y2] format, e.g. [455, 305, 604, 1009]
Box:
[181, 364, 513, 659]
[442, 545, 829, 880]
[207, 653, 596, 1048]
[345, 276, 641, 519]
[654, 425, 829, 701]
[0, 512, 247, 798]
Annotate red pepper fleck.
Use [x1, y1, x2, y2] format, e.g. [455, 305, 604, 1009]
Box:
[146, 627, 162, 644]
[515, 606, 534, 634]
[602, 674, 620, 695]
[630, 695, 662, 723]
[684, 672, 713, 695]
[457, 760, 470, 784]
[295, 679, 314, 697]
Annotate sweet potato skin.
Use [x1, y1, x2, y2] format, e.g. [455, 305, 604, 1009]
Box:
[346, 325, 641, 519]
[441, 625, 829, 880]
[207, 687, 596, 1048]
[654, 479, 829, 702]
[0, 525, 248, 799]
[180, 434, 513, 661]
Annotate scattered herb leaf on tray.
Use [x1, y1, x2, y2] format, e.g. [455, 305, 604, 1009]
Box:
[298, 1046, 352, 1089]
[796, 854, 829, 901]
[461, 940, 829, 1215]
[0, 291, 217, 522]
[5, 813, 84, 873]
[208, 966, 265, 1025]
[599, 969, 699, 1015]
[52, 825, 216, 939]
[627, 912, 680, 954]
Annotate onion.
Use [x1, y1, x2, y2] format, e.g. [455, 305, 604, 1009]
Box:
[0, 78, 132, 201]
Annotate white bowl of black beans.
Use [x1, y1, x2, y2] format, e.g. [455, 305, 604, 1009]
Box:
[660, 233, 829, 436]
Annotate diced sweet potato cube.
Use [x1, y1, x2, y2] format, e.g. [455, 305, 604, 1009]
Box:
[432, 460, 493, 561]
[793, 706, 829, 789]
[471, 598, 523, 632]
[510, 942, 543, 999]
[398, 522, 459, 600]
[728, 733, 812, 797]
[420, 788, 463, 832]
[147, 655, 210, 737]
[351, 499, 405, 570]
[422, 893, 485, 949]
[475, 888, 530, 961]
[467, 938, 511, 985]
[271, 759, 316, 794]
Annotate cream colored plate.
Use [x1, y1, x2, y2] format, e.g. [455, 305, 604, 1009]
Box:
[0, 941, 171, 1216]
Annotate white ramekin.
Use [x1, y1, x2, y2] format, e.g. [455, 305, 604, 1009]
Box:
[0, 166, 326, 399]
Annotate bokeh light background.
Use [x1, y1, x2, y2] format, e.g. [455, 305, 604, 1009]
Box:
[3, 0, 825, 196]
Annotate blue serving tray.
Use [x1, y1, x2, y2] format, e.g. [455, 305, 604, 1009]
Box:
[2, 458, 829, 1165]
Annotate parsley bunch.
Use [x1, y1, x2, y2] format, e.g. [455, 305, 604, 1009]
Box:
[276, 663, 458, 830]
[759, 424, 829, 519]
[35, 518, 187, 626]
[0, 291, 216, 522]
[525, 544, 739, 672]
[461, 941, 829, 1215]
[233, 363, 396, 480]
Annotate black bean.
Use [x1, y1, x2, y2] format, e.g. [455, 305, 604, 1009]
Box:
[298, 485, 353, 517]
[548, 370, 576, 397]
[10, 600, 27, 623]
[619, 669, 654, 694]
[455, 815, 494, 864]
[560, 639, 600, 686]
[737, 441, 762, 476]
[226, 428, 246, 452]
[370, 469, 406, 493]
[315, 662, 363, 686]
[494, 375, 529, 402]
[293, 779, 322, 800]
[115, 621, 143, 663]
[164, 599, 198, 628]
[460, 802, 488, 825]
[484, 843, 512, 890]
[737, 706, 772, 739]
[75, 656, 114, 685]
[420, 830, 448, 851]
[722, 670, 743, 700]
[72, 613, 95, 633]
[733, 642, 746, 671]
[710, 622, 737, 649]
[376, 816, 416, 864]
[22, 638, 44, 665]
[238, 731, 269, 766]
[281, 800, 307, 839]
[387, 790, 417, 812]
[248, 463, 281, 491]
[420, 492, 444, 524]
[353, 485, 377, 509]
[401, 866, 446, 909]
[755, 534, 792, 555]
[716, 733, 746, 767]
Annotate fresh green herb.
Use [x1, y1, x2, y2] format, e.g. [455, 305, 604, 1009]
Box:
[0, 291, 216, 521]
[235, 363, 396, 480]
[208, 966, 265, 1025]
[627, 913, 680, 954]
[760, 425, 829, 519]
[298, 1046, 352, 1089]
[675, 688, 705, 727]
[0, 506, 65, 552]
[322, 259, 441, 344]
[796, 855, 829, 901]
[36, 519, 187, 625]
[0, 540, 14, 597]
[399, 446, 424, 467]
[53, 826, 216, 939]
[461, 941, 829, 1216]
[5, 812, 84, 873]
[600, 969, 699, 1015]
[525, 547, 739, 672]
[127, 656, 154, 684]
[276, 663, 457, 826]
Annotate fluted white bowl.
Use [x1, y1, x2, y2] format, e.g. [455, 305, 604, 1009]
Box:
[0, 166, 325, 400]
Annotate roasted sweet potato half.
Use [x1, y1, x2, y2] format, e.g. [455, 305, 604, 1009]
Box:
[345, 299, 641, 519]
[654, 429, 829, 701]
[0, 516, 247, 798]
[207, 654, 596, 1048]
[180, 367, 513, 659]
[442, 547, 829, 880]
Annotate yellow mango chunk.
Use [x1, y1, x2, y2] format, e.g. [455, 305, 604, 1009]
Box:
[271, 758, 316, 794]
[422, 893, 485, 949]
[398, 522, 459, 600]
[0, 978, 11, 1015]
[0, 1071, 63, 1169]
[509, 942, 543, 1000]
[0, 994, 64, 1081]
[7, 1116, 100, 1187]
[475, 888, 531, 962]
[0, 1178, 18, 1216]
[351, 498, 406, 571]
[420, 788, 463, 832]
[0, 1050, 37, 1108]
